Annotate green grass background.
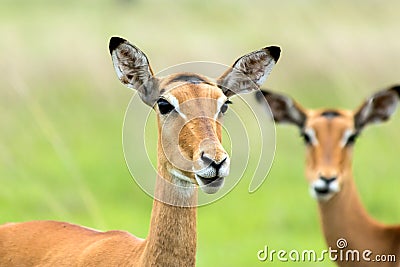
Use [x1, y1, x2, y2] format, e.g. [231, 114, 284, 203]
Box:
[1, 1, 399, 266]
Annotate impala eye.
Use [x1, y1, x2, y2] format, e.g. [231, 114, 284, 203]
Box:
[220, 100, 232, 114]
[346, 133, 358, 146]
[157, 98, 175, 115]
[300, 132, 312, 145]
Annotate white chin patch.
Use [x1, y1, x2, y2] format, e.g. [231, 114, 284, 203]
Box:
[310, 188, 335, 202]
[195, 175, 225, 194]
[309, 179, 340, 202]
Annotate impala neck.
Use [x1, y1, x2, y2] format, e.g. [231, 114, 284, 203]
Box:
[141, 152, 198, 266]
[317, 170, 385, 251]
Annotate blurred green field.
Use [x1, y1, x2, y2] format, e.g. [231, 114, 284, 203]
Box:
[1, 1, 399, 266]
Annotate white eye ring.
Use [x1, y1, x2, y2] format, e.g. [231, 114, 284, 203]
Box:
[303, 128, 318, 146]
[341, 129, 357, 147]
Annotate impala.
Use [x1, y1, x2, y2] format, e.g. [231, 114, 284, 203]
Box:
[257, 86, 400, 266]
[0, 37, 280, 266]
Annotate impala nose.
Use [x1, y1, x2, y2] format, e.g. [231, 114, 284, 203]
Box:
[197, 151, 229, 178]
[314, 176, 337, 194]
[195, 151, 229, 194]
[320, 176, 337, 184]
[200, 152, 227, 172]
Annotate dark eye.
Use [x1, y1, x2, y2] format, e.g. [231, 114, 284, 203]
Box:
[220, 100, 232, 114]
[346, 133, 358, 146]
[157, 98, 175, 115]
[301, 132, 311, 145]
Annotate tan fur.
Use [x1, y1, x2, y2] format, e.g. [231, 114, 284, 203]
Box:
[306, 110, 400, 266]
[303, 110, 354, 185]
[0, 76, 225, 267]
[259, 87, 400, 266]
[0, 36, 280, 266]
[304, 110, 400, 266]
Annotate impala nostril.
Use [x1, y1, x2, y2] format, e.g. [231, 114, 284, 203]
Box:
[320, 176, 337, 184]
[200, 152, 227, 171]
[200, 152, 213, 166]
[218, 157, 227, 166]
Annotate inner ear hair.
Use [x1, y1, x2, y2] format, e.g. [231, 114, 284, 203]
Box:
[256, 89, 306, 128]
[109, 36, 160, 106]
[217, 46, 281, 97]
[354, 84, 400, 130]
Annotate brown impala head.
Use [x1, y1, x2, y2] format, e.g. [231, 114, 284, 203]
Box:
[109, 37, 280, 194]
[257, 85, 400, 201]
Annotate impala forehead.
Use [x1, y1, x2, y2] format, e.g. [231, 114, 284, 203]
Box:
[306, 109, 354, 128]
[162, 84, 226, 111]
[305, 110, 355, 145]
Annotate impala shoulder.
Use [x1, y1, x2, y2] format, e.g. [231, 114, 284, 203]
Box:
[102, 229, 145, 241]
[0, 222, 17, 228]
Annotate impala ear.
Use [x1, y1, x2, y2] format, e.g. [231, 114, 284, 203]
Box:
[109, 37, 159, 106]
[256, 89, 306, 128]
[354, 85, 400, 131]
[217, 46, 281, 97]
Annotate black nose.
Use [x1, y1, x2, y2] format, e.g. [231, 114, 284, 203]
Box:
[201, 152, 227, 172]
[320, 176, 337, 184]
